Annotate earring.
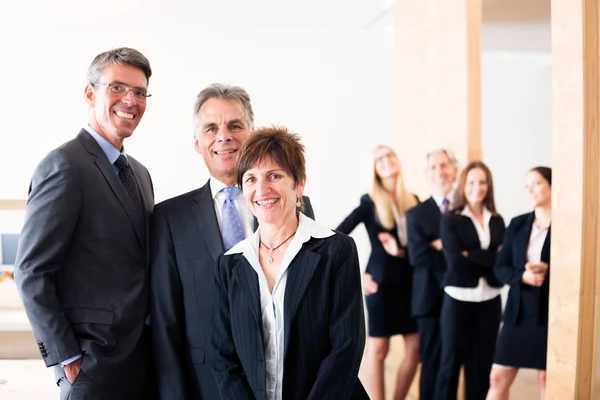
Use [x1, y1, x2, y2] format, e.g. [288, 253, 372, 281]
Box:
[296, 197, 301, 207]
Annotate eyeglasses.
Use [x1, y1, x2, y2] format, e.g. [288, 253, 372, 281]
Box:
[91, 82, 152, 100]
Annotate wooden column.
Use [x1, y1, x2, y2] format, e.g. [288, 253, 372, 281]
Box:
[391, 1, 482, 398]
[394, 0, 482, 200]
[548, 0, 600, 399]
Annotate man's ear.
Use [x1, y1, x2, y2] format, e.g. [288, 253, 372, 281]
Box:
[84, 84, 95, 107]
[193, 135, 202, 155]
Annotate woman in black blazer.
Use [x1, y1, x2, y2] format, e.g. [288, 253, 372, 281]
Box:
[211, 127, 368, 400]
[487, 167, 552, 400]
[337, 145, 419, 400]
[436, 161, 505, 400]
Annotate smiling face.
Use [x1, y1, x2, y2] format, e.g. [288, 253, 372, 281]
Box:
[373, 146, 400, 180]
[464, 167, 489, 208]
[194, 98, 251, 185]
[427, 150, 458, 196]
[525, 170, 551, 208]
[85, 63, 148, 150]
[242, 157, 305, 226]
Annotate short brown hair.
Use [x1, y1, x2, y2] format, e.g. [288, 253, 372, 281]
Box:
[452, 161, 498, 214]
[236, 126, 306, 211]
[87, 47, 152, 84]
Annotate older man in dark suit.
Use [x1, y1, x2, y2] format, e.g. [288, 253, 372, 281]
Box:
[14, 47, 154, 399]
[150, 84, 314, 399]
[405, 149, 458, 400]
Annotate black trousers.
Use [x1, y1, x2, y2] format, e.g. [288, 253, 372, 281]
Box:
[436, 293, 501, 400]
[415, 298, 442, 400]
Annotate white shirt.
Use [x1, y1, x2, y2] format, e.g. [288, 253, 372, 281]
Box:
[225, 213, 335, 400]
[444, 206, 502, 303]
[210, 177, 255, 240]
[527, 224, 549, 264]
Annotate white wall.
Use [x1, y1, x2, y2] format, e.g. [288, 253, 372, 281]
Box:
[0, 1, 552, 268]
[481, 51, 552, 223]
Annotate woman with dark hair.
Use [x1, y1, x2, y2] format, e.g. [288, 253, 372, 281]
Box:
[486, 167, 552, 400]
[211, 126, 368, 400]
[337, 145, 419, 400]
[436, 161, 506, 400]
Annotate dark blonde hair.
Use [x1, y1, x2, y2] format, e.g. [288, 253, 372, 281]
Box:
[452, 161, 498, 214]
[236, 126, 306, 212]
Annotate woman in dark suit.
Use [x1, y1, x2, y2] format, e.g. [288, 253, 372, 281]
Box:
[211, 127, 368, 400]
[337, 145, 419, 400]
[486, 167, 552, 400]
[436, 161, 505, 400]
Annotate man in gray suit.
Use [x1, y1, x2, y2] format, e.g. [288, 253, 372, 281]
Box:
[150, 84, 314, 399]
[14, 47, 154, 400]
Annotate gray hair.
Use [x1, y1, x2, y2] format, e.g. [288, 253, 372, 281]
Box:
[87, 47, 152, 85]
[193, 83, 254, 135]
[425, 148, 459, 169]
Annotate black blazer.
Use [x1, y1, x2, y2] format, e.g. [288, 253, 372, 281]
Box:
[440, 211, 505, 288]
[336, 194, 414, 284]
[406, 197, 446, 316]
[150, 180, 315, 399]
[14, 130, 154, 392]
[494, 212, 551, 326]
[210, 233, 368, 400]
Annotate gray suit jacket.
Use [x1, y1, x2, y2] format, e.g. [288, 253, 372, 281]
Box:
[14, 130, 154, 394]
[150, 180, 313, 399]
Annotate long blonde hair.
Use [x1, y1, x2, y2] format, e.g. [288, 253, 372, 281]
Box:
[369, 145, 418, 229]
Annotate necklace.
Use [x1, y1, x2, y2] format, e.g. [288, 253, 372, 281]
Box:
[260, 232, 296, 264]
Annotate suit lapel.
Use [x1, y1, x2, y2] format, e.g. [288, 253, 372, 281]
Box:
[129, 158, 154, 248]
[283, 238, 324, 359]
[77, 130, 143, 249]
[231, 256, 262, 328]
[424, 198, 442, 235]
[514, 213, 535, 267]
[192, 181, 224, 262]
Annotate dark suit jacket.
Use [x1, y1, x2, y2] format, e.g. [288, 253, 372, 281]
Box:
[337, 194, 416, 284]
[494, 212, 551, 326]
[14, 129, 153, 393]
[210, 232, 368, 400]
[406, 197, 446, 317]
[149, 180, 314, 399]
[440, 211, 505, 288]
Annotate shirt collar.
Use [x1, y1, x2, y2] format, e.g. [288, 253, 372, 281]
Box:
[432, 191, 454, 208]
[461, 205, 492, 224]
[210, 177, 242, 200]
[225, 213, 335, 258]
[84, 125, 124, 165]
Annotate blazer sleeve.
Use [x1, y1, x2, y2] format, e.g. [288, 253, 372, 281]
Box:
[406, 209, 445, 272]
[440, 214, 481, 276]
[336, 195, 370, 235]
[13, 149, 82, 366]
[467, 218, 505, 269]
[302, 195, 315, 220]
[210, 255, 255, 399]
[307, 236, 366, 399]
[149, 205, 190, 399]
[494, 218, 523, 285]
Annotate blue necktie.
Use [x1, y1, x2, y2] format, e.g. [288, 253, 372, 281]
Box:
[221, 187, 245, 251]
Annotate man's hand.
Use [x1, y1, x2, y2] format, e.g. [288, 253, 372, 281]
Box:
[64, 358, 82, 384]
[378, 232, 405, 258]
[429, 239, 443, 251]
[362, 273, 379, 295]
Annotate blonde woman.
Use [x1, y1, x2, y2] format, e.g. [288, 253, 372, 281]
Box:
[337, 145, 419, 400]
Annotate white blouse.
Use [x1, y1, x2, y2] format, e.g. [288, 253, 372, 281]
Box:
[444, 206, 503, 303]
[225, 213, 335, 400]
[527, 224, 549, 264]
